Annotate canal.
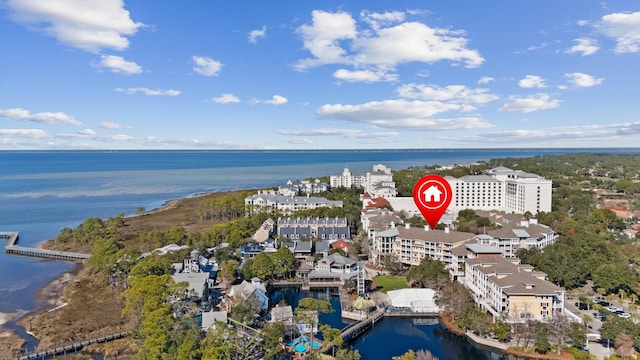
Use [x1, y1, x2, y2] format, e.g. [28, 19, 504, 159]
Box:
[268, 287, 514, 359]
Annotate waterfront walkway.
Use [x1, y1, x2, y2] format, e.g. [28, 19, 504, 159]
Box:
[5, 331, 130, 360]
[2, 232, 90, 262]
[340, 309, 384, 342]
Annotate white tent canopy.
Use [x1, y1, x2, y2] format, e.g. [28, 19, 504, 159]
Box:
[387, 288, 440, 313]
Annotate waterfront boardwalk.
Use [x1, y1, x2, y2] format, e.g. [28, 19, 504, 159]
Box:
[5, 331, 130, 360]
[2, 232, 90, 262]
[269, 279, 341, 290]
[340, 308, 384, 342]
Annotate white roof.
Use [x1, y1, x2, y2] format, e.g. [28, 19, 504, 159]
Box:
[387, 288, 440, 311]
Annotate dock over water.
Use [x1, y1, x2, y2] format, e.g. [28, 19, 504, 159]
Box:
[2, 232, 90, 262]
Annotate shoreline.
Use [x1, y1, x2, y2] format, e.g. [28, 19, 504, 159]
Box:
[439, 315, 573, 360]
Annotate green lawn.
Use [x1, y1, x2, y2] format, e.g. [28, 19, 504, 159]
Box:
[373, 275, 409, 293]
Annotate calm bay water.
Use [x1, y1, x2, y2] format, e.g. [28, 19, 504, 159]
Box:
[0, 149, 636, 356]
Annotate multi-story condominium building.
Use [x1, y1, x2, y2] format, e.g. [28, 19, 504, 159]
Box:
[278, 179, 329, 197]
[361, 208, 403, 240]
[447, 167, 552, 214]
[244, 191, 343, 216]
[475, 210, 558, 257]
[464, 257, 565, 323]
[371, 223, 476, 269]
[277, 217, 351, 241]
[330, 164, 397, 198]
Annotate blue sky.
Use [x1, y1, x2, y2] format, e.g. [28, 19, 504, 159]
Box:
[1, 1, 640, 150]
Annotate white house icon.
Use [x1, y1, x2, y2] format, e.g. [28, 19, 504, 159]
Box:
[423, 185, 443, 203]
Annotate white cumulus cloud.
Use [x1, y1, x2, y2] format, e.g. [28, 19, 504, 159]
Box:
[114, 87, 180, 96]
[566, 38, 599, 56]
[518, 75, 547, 89]
[564, 72, 604, 88]
[333, 69, 397, 82]
[98, 55, 142, 74]
[100, 121, 122, 129]
[498, 93, 560, 113]
[192, 56, 223, 76]
[295, 10, 483, 73]
[0, 107, 81, 125]
[211, 94, 241, 104]
[260, 95, 288, 105]
[478, 76, 495, 84]
[0, 128, 49, 138]
[597, 11, 640, 53]
[248, 26, 266, 43]
[278, 128, 398, 138]
[6, 0, 143, 52]
[317, 99, 491, 130]
[396, 84, 499, 104]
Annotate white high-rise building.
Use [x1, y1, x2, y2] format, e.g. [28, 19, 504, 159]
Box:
[330, 164, 397, 198]
[447, 167, 552, 214]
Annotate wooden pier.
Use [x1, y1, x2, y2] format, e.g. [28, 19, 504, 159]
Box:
[340, 308, 384, 342]
[2, 232, 90, 262]
[5, 331, 130, 360]
[269, 279, 341, 290]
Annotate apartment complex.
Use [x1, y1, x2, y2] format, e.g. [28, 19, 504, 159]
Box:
[476, 210, 558, 257]
[464, 257, 565, 323]
[277, 217, 351, 241]
[244, 190, 342, 216]
[330, 164, 397, 198]
[371, 223, 475, 267]
[447, 167, 552, 214]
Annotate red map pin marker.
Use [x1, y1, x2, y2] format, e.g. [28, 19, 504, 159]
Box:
[412, 174, 452, 230]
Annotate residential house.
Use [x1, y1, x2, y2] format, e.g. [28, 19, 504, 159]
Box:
[228, 278, 269, 311]
[315, 253, 357, 274]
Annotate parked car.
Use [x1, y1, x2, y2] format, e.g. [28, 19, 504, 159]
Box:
[606, 306, 623, 313]
[595, 299, 610, 307]
[617, 312, 632, 319]
[593, 312, 608, 321]
[575, 302, 589, 310]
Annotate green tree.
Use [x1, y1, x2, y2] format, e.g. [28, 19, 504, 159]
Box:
[220, 259, 239, 285]
[435, 281, 473, 322]
[271, 246, 294, 278]
[335, 348, 362, 360]
[88, 237, 122, 275]
[295, 298, 333, 352]
[457, 305, 489, 336]
[491, 319, 510, 342]
[406, 257, 449, 289]
[176, 335, 201, 360]
[570, 321, 586, 348]
[129, 253, 173, 280]
[534, 322, 551, 354]
[252, 252, 275, 279]
[393, 349, 437, 360]
[262, 322, 285, 359]
[593, 262, 637, 296]
[383, 253, 404, 274]
[230, 296, 262, 324]
[320, 324, 343, 357]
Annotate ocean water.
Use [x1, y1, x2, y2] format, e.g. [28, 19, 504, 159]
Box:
[0, 149, 636, 346]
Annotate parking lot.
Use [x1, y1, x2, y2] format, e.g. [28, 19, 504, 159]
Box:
[567, 295, 639, 359]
